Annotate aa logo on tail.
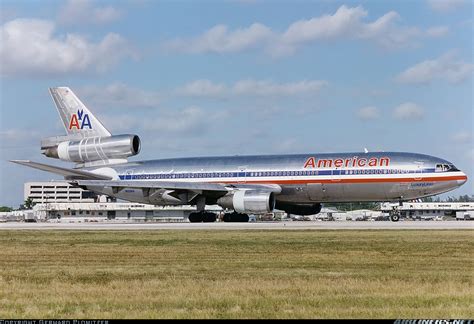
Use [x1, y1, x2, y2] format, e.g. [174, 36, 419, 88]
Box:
[69, 109, 92, 130]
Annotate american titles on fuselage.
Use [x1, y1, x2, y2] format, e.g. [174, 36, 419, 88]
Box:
[303, 156, 390, 169]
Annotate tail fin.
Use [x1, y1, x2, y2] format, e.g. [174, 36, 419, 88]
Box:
[49, 87, 111, 138]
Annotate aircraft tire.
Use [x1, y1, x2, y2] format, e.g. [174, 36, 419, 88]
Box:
[390, 214, 400, 222]
[203, 212, 217, 223]
[223, 212, 249, 222]
[188, 212, 203, 223]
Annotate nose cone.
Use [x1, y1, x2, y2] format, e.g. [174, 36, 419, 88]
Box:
[457, 172, 468, 187]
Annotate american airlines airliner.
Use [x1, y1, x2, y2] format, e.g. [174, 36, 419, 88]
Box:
[12, 87, 468, 222]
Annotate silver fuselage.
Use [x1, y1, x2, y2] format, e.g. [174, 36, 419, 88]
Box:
[87, 152, 467, 206]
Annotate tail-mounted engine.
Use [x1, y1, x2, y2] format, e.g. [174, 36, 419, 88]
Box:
[42, 134, 140, 167]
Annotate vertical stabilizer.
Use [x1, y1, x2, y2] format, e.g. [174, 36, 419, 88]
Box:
[49, 87, 111, 138]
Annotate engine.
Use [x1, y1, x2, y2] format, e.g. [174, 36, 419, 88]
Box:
[217, 190, 275, 213]
[43, 134, 140, 164]
[275, 202, 322, 215]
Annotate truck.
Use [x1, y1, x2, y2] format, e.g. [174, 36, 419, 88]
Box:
[456, 211, 471, 221]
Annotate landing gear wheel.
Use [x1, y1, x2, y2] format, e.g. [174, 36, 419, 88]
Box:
[188, 212, 217, 223]
[390, 214, 400, 222]
[188, 212, 202, 223]
[202, 212, 217, 223]
[223, 212, 249, 222]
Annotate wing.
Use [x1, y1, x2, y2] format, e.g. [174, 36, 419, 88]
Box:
[74, 179, 282, 203]
[75, 179, 281, 194]
[75, 179, 230, 194]
[11, 159, 281, 203]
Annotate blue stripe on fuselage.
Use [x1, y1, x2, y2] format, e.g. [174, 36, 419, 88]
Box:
[117, 167, 439, 180]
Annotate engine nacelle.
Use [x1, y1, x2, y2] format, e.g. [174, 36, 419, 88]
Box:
[217, 190, 275, 213]
[275, 202, 322, 216]
[43, 134, 140, 164]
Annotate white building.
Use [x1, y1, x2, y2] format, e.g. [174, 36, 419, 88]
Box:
[381, 202, 474, 220]
[24, 181, 107, 204]
[33, 202, 223, 222]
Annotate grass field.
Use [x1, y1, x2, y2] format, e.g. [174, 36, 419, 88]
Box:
[0, 229, 472, 319]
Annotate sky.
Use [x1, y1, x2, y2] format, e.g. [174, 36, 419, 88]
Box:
[0, 0, 472, 207]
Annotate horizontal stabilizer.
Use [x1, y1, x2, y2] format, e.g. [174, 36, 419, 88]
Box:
[10, 160, 112, 180]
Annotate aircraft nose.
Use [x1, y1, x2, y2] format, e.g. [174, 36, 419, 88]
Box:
[457, 172, 468, 186]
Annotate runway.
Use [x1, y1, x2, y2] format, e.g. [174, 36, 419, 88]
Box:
[0, 221, 472, 230]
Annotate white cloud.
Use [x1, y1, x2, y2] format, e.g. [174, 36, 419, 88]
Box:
[176, 79, 227, 97]
[0, 129, 41, 148]
[143, 107, 206, 133]
[164, 23, 272, 54]
[396, 52, 474, 85]
[468, 148, 474, 162]
[104, 106, 225, 136]
[426, 26, 450, 37]
[79, 83, 161, 109]
[393, 102, 424, 120]
[0, 19, 135, 77]
[58, 0, 122, 25]
[176, 79, 328, 97]
[427, 0, 467, 12]
[0, 129, 34, 142]
[232, 79, 328, 96]
[452, 131, 473, 143]
[282, 5, 369, 43]
[357, 106, 380, 120]
[163, 5, 448, 56]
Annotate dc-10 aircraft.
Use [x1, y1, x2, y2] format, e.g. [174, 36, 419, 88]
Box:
[12, 87, 468, 222]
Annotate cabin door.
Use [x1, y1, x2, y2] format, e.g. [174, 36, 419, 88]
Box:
[414, 162, 423, 181]
[237, 165, 247, 183]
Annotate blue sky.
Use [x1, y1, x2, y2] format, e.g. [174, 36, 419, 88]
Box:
[0, 0, 472, 207]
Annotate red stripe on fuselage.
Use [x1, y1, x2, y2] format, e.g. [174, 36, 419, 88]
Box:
[211, 175, 467, 185]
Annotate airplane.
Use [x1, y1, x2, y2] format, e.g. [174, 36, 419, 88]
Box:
[11, 87, 468, 222]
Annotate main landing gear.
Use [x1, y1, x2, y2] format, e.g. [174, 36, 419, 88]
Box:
[188, 211, 251, 223]
[188, 211, 217, 223]
[222, 212, 249, 222]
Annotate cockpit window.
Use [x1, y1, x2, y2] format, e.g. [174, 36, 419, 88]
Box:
[435, 164, 460, 172]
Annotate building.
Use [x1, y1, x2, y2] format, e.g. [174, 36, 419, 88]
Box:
[32, 202, 223, 222]
[24, 181, 109, 204]
[381, 202, 474, 220]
